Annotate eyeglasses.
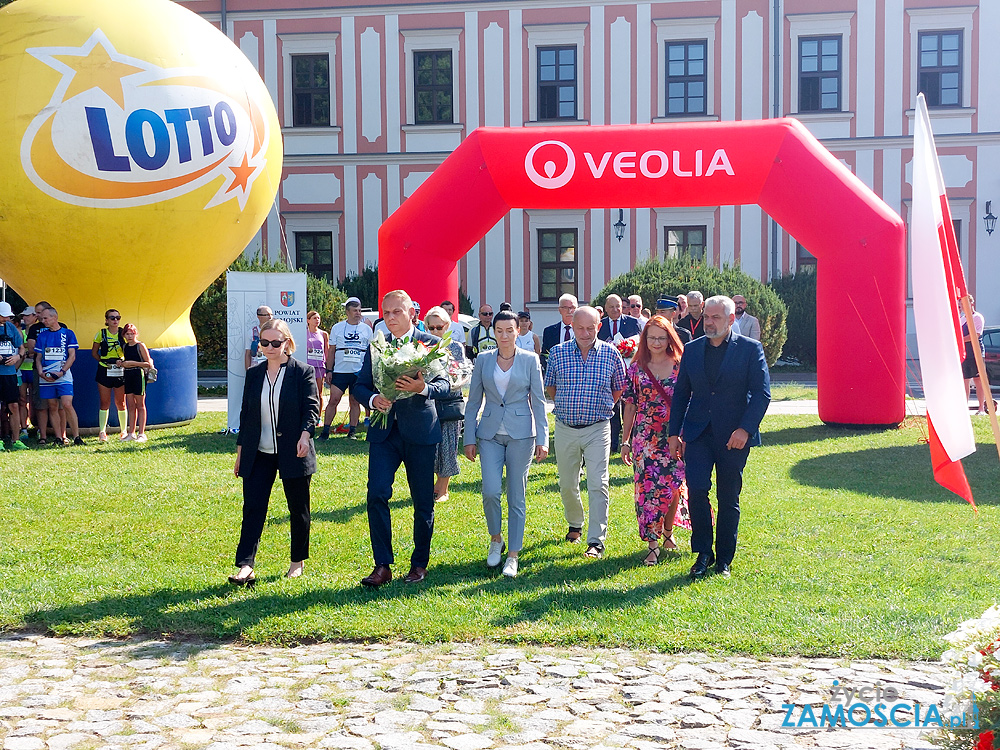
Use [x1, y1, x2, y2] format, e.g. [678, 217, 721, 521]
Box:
[256, 312, 270, 317]
[106, 315, 120, 320]
[629, 303, 641, 308]
[479, 312, 493, 317]
[647, 336, 668, 344]
[259, 338, 286, 348]
[426, 325, 447, 332]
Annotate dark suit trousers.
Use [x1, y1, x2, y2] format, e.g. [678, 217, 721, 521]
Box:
[683, 429, 750, 566]
[367, 422, 437, 569]
[610, 402, 622, 452]
[235, 451, 311, 567]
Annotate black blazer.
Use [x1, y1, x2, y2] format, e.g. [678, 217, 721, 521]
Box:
[541, 321, 571, 366]
[351, 329, 452, 445]
[597, 314, 642, 341]
[237, 356, 320, 478]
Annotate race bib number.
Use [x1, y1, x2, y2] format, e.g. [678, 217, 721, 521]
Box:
[44, 346, 65, 361]
[307, 347, 324, 360]
[0, 341, 14, 357]
[106, 365, 124, 377]
[343, 348, 364, 363]
[480, 340, 498, 351]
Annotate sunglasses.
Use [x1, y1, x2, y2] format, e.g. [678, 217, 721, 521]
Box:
[426, 325, 448, 332]
[106, 315, 121, 320]
[257, 312, 270, 317]
[480, 312, 493, 316]
[259, 338, 286, 348]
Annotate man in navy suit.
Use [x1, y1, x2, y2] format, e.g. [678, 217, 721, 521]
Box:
[541, 293, 578, 368]
[668, 295, 770, 579]
[597, 294, 642, 451]
[352, 290, 452, 587]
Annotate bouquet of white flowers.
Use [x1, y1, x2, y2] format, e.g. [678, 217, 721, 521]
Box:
[368, 330, 452, 429]
[937, 604, 1000, 750]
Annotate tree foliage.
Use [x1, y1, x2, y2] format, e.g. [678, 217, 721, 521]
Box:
[769, 269, 817, 366]
[592, 257, 788, 366]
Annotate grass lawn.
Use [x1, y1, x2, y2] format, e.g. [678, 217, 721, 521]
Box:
[1, 412, 997, 659]
[769, 383, 818, 401]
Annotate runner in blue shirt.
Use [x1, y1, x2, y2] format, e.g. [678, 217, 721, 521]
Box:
[0, 302, 28, 451]
[35, 307, 83, 446]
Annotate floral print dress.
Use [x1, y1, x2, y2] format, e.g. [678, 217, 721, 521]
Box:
[623, 361, 690, 541]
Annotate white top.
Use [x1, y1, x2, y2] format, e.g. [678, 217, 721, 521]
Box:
[258, 366, 286, 455]
[374, 320, 390, 337]
[448, 321, 466, 345]
[515, 332, 535, 351]
[331, 320, 373, 373]
[493, 361, 513, 435]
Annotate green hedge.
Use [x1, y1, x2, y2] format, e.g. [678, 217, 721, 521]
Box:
[592, 258, 787, 366]
[191, 256, 347, 368]
[769, 269, 816, 367]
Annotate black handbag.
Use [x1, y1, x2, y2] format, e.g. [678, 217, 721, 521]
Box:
[436, 391, 465, 422]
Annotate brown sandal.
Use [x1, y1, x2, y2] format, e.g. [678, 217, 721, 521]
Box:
[643, 547, 661, 566]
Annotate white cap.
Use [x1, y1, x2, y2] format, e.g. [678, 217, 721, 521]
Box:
[0, 301, 13, 317]
[21, 307, 34, 316]
[343, 296, 362, 306]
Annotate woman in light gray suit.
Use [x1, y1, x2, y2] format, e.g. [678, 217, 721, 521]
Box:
[464, 311, 549, 578]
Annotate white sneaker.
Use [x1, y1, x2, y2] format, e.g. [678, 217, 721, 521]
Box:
[502, 557, 518, 578]
[122, 434, 135, 442]
[135, 434, 148, 443]
[487, 541, 505, 567]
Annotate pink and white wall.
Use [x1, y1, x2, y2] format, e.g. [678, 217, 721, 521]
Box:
[178, 0, 1000, 343]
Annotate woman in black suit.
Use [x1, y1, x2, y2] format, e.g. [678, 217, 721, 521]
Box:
[231, 319, 320, 584]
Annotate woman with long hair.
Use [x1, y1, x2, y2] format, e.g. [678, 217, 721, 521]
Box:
[119, 323, 154, 442]
[620, 315, 690, 566]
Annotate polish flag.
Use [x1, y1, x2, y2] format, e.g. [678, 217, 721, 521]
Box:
[910, 93, 975, 506]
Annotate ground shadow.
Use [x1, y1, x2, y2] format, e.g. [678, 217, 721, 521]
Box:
[790, 442, 1000, 504]
[762, 423, 898, 448]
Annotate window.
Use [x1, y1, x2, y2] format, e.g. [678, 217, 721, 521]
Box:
[796, 242, 816, 271]
[665, 226, 706, 262]
[665, 41, 707, 116]
[798, 36, 841, 112]
[918, 31, 962, 107]
[295, 232, 334, 282]
[538, 229, 577, 301]
[537, 46, 577, 120]
[413, 50, 453, 124]
[291, 54, 331, 127]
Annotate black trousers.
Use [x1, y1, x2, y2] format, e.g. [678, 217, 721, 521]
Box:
[683, 429, 751, 567]
[235, 451, 311, 567]
[366, 422, 437, 569]
[610, 401, 622, 452]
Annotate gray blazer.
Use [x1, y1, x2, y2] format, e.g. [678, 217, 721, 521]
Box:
[464, 348, 548, 447]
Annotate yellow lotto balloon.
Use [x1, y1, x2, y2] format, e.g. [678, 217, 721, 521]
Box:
[0, 0, 282, 348]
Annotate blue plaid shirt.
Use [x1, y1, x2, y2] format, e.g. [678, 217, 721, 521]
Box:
[544, 339, 627, 425]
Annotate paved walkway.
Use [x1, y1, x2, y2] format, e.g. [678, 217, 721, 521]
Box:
[0, 634, 949, 750]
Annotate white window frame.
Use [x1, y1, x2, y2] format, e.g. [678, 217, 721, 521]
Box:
[527, 210, 586, 303]
[654, 207, 716, 266]
[279, 33, 339, 130]
[525, 24, 588, 125]
[906, 6, 974, 111]
[787, 12, 853, 117]
[653, 17, 717, 122]
[401, 28, 462, 130]
[284, 212, 342, 278]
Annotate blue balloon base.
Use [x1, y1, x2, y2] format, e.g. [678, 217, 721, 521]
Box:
[68, 345, 198, 429]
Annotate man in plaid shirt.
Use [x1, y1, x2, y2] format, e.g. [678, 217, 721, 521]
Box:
[544, 307, 627, 559]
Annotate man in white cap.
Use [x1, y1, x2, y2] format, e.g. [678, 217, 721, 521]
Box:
[319, 296, 373, 440]
[0, 302, 28, 451]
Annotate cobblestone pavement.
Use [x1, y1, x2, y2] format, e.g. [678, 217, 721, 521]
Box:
[0, 634, 953, 750]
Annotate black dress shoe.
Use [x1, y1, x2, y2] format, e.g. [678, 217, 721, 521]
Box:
[689, 552, 716, 578]
[715, 562, 731, 578]
[403, 566, 427, 583]
[361, 565, 392, 588]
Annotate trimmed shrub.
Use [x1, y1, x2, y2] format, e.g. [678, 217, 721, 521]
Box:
[191, 255, 346, 368]
[592, 257, 787, 366]
[769, 269, 816, 367]
[337, 267, 379, 308]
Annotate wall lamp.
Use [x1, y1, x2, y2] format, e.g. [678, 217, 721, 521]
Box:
[985, 201, 997, 236]
[613, 209, 627, 242]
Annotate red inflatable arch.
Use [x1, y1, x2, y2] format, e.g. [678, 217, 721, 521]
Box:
[378, 119, 905, 426]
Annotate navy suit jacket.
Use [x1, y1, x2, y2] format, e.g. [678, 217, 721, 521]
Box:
[597, 314, 642, 341]
[351, 329, 452, 445]
[541, 321, 569, 366]
[668, 330, 771, 447]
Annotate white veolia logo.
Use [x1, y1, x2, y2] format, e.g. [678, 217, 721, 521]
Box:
[524, 140, 576, 189]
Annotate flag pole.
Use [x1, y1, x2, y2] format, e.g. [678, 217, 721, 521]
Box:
[959, 294, 1000, 461]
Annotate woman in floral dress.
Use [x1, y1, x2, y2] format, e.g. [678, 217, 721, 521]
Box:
[621, 315, 690, 566]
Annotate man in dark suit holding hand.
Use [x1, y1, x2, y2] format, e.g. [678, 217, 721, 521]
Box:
[353, 290, 452, 587]
[668, 295, 770, 579]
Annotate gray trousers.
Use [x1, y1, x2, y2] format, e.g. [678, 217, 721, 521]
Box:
[554, 418, 611, 547]
[479, 433, 535, 553]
